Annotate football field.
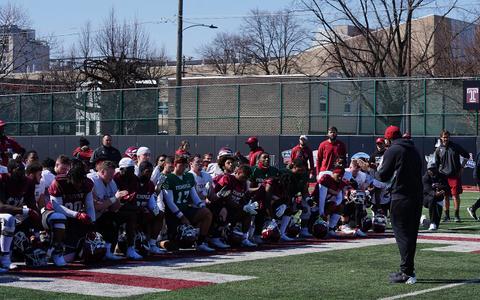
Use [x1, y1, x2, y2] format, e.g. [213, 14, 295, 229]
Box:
[1, 192, 480, 300]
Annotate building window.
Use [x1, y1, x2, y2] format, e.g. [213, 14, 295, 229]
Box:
[344, 103, 351, 113]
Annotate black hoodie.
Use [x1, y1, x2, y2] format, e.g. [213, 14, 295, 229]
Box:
[376, 138, 423, 201]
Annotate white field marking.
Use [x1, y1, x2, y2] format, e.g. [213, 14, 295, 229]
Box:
[378, 279, 480, 300]
[421, 244, 480, 253]
[443, 224, 480, 230]
[0, 276, 167, 297]
[86, 266, 256, 283]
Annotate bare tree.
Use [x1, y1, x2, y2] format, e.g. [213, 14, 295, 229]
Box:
[241, 9, 309, 75]
[299, 0, 478, 77]
[75, 8, 168, 89]
[198, 32, 250, 75]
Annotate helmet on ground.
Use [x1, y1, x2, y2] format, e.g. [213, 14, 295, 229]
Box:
[372, 214, 387, 233]
[312, 219, 329, 239]
[261, 220, 280, 242]
[83, 231, 107, 264]
[24, 248, 48, 267]
[360, 216, 372, 232]
[177, 224, 199, 248]
[286, 220, 301, 238]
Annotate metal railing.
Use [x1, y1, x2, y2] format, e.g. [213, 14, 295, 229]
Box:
[0, 77, 476, 136]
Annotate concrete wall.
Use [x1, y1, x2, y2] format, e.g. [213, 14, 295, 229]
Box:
[14, 135, 480, 185]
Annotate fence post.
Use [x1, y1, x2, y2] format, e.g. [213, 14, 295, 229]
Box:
[50, 93, 54, 135]
[308, 80, 312, 134]
[119, 90, 125, 135]
[17, 95, 21, 135]
[237, 85, 241, 135]
[157, 88, 161, 134]
[195, 85, 199, 135]
[423, 79, 427, 136]
[325, 82, 330, 131]
[279, 83, 283, 134]
[83, 92, 88, 135]
[373, 80, 377, 136]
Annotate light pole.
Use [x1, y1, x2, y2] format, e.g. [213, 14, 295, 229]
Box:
[175, 0, 217, 134]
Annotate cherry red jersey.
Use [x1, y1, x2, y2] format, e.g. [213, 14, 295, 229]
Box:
[72, 147, 93, 162]
[316, 139, 346, 173]
[113, 173, 138, 202]
[291, 144, 314, 173]
[136, 179, 155, 208]
[0, 174, 35, 208]
[0, 136, 24, 166]
[47, 175, 94, 211]
[214, 174, 248, 204]
[248, 147, 264, 166]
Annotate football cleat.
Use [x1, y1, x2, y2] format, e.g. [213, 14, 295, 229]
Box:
[126, 247, 143, 260]
[0, 254, 17, 270]
[209, 238, 230, 249]
[149, 245, 167, 255]
[389, 272, 416, 284]
[299, 228, 313, 238]
[241, 239, 257, 247]
[428, 223, 437, 231]
[280, 234, 295, 242]
[197, 242, 215, 252]
[52, 253, 67, 267]
[467, 207, 478, 220]
[104, 251, 123, 261]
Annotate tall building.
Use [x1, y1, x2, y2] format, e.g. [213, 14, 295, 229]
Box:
[0, 25, 50, 74]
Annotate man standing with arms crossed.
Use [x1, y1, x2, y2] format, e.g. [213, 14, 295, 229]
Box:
[377, 126, 422, 284]
[316, 127, 346, 175]
[434, 130, 469, 222]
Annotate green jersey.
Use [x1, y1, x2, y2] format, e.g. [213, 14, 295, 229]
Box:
[250, 166, 279, 186]
[162, 172, 196, 210]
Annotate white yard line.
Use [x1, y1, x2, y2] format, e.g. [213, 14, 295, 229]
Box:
[378, 279, 480, 300]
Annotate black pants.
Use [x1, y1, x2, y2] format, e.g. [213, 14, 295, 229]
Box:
[390, 197, 422, 276]
[423, 197, 443, 227]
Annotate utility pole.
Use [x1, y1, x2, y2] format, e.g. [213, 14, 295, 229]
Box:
[175, 0, 183, 135]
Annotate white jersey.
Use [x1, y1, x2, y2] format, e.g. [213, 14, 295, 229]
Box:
[189, 170, 212, 200]
[41, 169, 55, 190]
[0, 165, 7, 174]
[87, 172, 118, 218]
[206, 163, 223, 178]
[344, 169, 369, 190]
[151, 165, 162, 184]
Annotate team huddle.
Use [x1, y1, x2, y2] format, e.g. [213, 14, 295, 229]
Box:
[0, 127, 397, 273]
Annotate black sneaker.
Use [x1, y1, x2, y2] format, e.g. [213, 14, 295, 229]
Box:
[443, 216, 450, 222]
[454, 217, 461, 223]
[389, 272, 416, 284]
[467, 207, 478, 221]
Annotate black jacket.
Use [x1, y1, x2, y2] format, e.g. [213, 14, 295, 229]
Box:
[473, 152, 480, 182]
[376, 138, 423, 201]
[422, 171, 448, 207]
[434, 142, 469, 177]
[90, 145, 122, 165]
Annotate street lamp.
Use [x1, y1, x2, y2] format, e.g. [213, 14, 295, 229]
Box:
[175, 0, 217, 134]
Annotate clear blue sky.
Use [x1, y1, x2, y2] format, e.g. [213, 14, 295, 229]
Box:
[10, 0, 301, 59]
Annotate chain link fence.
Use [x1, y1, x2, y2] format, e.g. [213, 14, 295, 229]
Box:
[0, 77, 476, 136]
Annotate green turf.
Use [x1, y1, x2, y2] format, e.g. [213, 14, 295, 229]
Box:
[1, 192, 479, 299]
[2, 242, 480, 300]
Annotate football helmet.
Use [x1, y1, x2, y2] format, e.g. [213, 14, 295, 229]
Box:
[312, 219, 329, 239]
[177, 224, 199, 248]
[360, 216, 373, 232]
[286, 220, 301, 238]
[24, 248, 48, 267]
[224, 225, 245, 246]
[124, 146, 138, 159]
[261, 220, 280, 242]
[373, 214, 387, 233]
[349, 190, 367, 205]
[83, 231, 107, 263]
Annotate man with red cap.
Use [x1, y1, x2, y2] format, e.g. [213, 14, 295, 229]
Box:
[246, 137, 264, 167]
[369, 137, 386, 171]
[316, 127, 346, 175]
[0, 120, 25, 166]
[376, 125, 422, 284]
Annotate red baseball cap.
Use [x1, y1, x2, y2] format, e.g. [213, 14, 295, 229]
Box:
[375, 137, 385, 144]
[246, 136, 258, 144]
[0, 120, 6, 127]
[384, 126, 401, 140]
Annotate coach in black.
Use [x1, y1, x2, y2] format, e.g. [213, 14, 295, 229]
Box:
[376, 125, 423, 284]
